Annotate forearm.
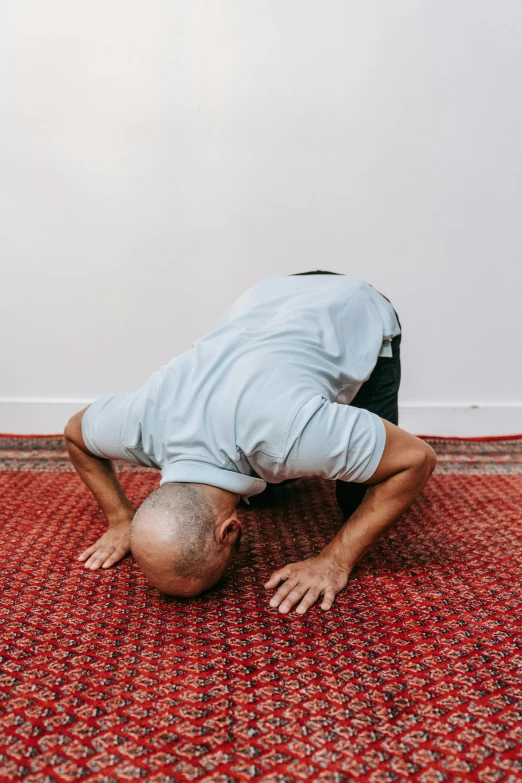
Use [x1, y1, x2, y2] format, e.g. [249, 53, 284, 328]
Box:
[322, 456, 434, 571]
[265, 423, 437, 616]
[65, 437, 135, 524]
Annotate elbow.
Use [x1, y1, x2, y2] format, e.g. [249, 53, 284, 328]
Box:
[64, 416, 78, 445]
[63, 407, 96, 459]
[64, 409, 86, 447]
[63, 419, 73, 443]
[426, 444, 438, 475]
[413, 443, 437, 480]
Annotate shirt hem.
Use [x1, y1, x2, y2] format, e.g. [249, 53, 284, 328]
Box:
[356, 415, 387, 483]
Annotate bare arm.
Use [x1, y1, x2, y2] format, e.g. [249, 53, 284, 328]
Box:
[64, 408, 136, 570]
[320, 422, 436, 572]
[265, 419, 437, 614]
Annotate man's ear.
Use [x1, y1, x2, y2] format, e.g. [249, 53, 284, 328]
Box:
[217, 516, 241, 545]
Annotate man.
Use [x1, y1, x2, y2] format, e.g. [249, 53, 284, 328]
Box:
[64, 271, 436, 615]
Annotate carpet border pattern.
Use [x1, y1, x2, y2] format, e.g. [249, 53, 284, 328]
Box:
[1, 435, 521, 476]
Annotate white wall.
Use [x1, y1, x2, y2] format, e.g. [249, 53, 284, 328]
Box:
[1, 0, 521, 436]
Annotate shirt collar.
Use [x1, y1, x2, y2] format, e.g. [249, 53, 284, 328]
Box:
[160, 459, 267, 500]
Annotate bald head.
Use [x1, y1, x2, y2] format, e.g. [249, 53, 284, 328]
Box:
[130, 482, 241, 597]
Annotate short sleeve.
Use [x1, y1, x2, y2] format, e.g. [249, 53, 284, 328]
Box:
[81, 392, 156, 467]
[282, 395, 386, 483]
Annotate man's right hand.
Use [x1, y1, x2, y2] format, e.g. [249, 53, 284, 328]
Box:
[78, 519, 133, 570]
[65, 407, 138, 571]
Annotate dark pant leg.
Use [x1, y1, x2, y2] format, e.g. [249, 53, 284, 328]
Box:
[335, 331, 402, 519]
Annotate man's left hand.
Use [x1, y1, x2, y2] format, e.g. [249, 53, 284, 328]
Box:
[264, 555, 350, 615]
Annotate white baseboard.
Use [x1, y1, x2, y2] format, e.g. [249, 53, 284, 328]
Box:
[0, 400, 92, 436]
[399, 404, 522, 437]
[0, 399, 521, 438]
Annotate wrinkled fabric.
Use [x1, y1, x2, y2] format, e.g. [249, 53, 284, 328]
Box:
[82, 275, 401, 499]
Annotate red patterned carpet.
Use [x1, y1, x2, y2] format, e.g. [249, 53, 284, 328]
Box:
[1, 434, 521, 783]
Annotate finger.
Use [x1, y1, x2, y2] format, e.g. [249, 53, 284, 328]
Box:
[320, 588, 337, 611]
[85, 551, 110, 571]
[278, 583, 310, 614]
[264, 569, 290, 590]
[295, 587, 322, 616]
[83, 548, 104, 569]
[78, 543, 100, 562]
[269, 578, 298, 608]
[101, 548, 128, 568]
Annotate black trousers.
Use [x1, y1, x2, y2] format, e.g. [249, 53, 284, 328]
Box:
[273, 270, 402, 520]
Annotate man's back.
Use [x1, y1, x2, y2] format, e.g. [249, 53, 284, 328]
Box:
[81, 274, 400, 498]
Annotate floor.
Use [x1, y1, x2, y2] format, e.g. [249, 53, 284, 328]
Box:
[0, 434, 521, 783]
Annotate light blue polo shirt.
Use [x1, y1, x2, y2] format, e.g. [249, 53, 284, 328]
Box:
[81, 275, 401, 502]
